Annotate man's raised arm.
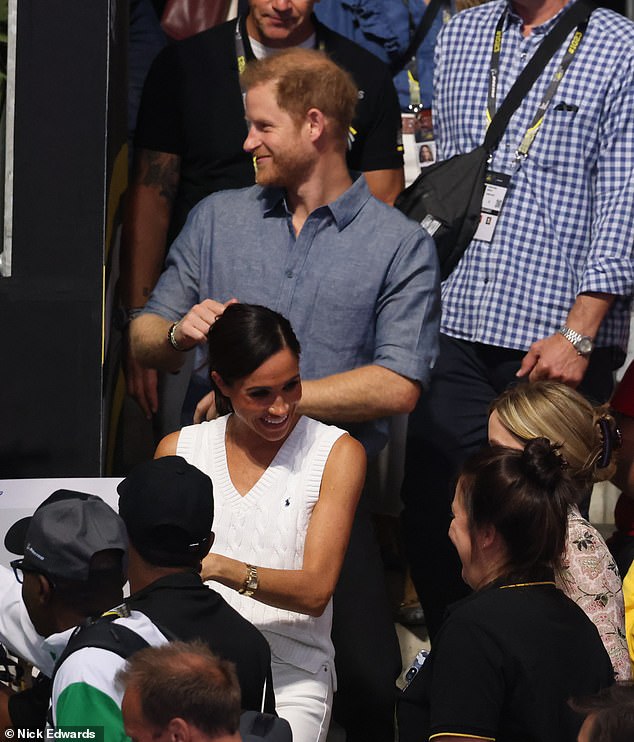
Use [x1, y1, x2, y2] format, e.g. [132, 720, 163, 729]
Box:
[130, 298, 231, 373]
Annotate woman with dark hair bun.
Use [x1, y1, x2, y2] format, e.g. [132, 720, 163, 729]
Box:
[397, 439, 614, 742]
[156, 303, 365, 742]
[489, 381, 629, 680]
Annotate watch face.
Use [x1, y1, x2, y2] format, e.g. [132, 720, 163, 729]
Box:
[576, 337, 593, 355]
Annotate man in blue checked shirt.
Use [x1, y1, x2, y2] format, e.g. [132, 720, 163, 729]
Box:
[401, 0, 634, 640]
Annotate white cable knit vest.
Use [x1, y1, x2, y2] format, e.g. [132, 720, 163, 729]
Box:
[177, 415, 345, 674]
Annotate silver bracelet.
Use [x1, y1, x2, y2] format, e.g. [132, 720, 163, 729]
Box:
[167, 321, 187, 352]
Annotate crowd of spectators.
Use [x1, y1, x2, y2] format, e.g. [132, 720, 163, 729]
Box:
[3, 0, 634, 740]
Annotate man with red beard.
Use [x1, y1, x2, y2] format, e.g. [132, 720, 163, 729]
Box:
[120, 0, 404, 426]
[130, 49, 440, 742]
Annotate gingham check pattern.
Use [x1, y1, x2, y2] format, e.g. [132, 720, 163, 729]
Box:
[433, 0, 634, 352]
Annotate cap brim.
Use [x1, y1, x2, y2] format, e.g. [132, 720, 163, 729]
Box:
[4, 517, 31, 555]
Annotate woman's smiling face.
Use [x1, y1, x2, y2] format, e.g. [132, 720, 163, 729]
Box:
[214, 346, 302, 443]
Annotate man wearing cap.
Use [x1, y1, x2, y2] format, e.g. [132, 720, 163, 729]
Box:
[119, 456, 275, 713]
[0, 490, 147, 734]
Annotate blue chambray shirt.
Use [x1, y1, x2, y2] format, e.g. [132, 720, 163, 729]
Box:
[144, 175, 440, 456]
[433, 0, 634, 356]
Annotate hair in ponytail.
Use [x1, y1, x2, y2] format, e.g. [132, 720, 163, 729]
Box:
[458, 438, 575, 581]
[207, 304, 301, 416]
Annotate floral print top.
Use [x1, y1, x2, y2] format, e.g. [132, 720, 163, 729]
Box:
[556, 506, 630, 681]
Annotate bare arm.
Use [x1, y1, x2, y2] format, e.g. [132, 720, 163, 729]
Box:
[201, 434, 366, 616]
[120, 149, 180, 308]
[155, 430, 180, 457]
[517, 292, 615, 386]
[130, 298, 231, 372]
[120, 149, 181, 416]
[297, 365, 420, 422]
[193, 364, 420, 424]
[364, 167, 405, 206]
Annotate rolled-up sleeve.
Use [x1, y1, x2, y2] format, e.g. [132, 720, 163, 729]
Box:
[142, 198, 213, 321]
[580, 54, 634, 299]
[374, 227, 441, 388]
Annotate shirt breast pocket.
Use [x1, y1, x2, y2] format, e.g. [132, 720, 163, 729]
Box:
[531, 104, 596, 171]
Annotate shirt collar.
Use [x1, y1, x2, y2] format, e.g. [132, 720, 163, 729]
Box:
[258, 173, 372, 231]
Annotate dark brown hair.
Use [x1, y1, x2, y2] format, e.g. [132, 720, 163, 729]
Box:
[208, 304, 300, 416]
[458, 438, 575, 580]
[570, 682, 634, 741]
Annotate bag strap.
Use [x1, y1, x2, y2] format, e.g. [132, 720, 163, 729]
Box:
[483, 0, 594, 153]
[50, 614, 151, 686]
[390, 0, 447, 76]
[46, 614, 151, 727]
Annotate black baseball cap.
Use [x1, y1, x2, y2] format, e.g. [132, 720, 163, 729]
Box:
[117, 456, 213, 566]
[5, 490, 128, 582]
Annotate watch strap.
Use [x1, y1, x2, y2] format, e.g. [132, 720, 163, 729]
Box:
[238, 564, 259, 597]
[558, 326, 594, 355]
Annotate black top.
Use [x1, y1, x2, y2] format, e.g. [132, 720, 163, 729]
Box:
[397, 581, 614, 742]
[126, 571, 275, 713]
[135, 15, 403, 241]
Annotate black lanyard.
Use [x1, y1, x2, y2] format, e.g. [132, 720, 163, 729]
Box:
[486, 7, 588, 163]
[234, 15, 324, 80]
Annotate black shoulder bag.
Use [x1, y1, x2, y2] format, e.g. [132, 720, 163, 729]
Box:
[395, 0, 594, 281]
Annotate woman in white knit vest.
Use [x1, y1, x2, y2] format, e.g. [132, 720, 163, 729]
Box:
[155, 303, 366, 742]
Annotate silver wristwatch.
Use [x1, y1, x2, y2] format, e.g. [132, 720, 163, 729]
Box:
[558, 326, 595, 357]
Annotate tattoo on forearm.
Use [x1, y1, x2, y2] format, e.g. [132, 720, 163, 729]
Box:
[138, 150, 180, 202]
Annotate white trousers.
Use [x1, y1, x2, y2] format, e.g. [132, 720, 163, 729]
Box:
[272, 658, 334, 742]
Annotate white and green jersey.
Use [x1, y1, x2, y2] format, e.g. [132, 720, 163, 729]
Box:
[51, 611, 168, 742]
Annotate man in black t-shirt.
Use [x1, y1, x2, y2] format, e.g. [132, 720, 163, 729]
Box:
[120, 0, 404, 424]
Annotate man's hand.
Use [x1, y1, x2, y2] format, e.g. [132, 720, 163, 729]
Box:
[172, 298, 236, 350]
[124, 344, 159, 419]
[194, 390, 218, 424]
[517, 332, 589, 387]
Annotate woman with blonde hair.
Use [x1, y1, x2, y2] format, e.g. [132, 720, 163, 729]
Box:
[489, 380, 629, 680]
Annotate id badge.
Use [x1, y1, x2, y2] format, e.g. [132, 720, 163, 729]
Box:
[473, 171, 510, 243]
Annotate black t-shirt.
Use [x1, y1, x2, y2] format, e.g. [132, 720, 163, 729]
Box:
[397, 582, 614, 742]
[126, 571, 275, 713]
[135, 15, 403, 241]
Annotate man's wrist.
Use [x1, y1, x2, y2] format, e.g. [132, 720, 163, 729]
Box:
[167, 321, 188, 352]
[558, 326, 595, 357]
[115, 307, 145, 332]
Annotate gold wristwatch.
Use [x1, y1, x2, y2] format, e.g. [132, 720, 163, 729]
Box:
[238, 564, 259, 597]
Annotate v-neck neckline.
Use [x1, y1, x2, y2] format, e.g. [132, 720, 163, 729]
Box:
[214, 415, 306, 504]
